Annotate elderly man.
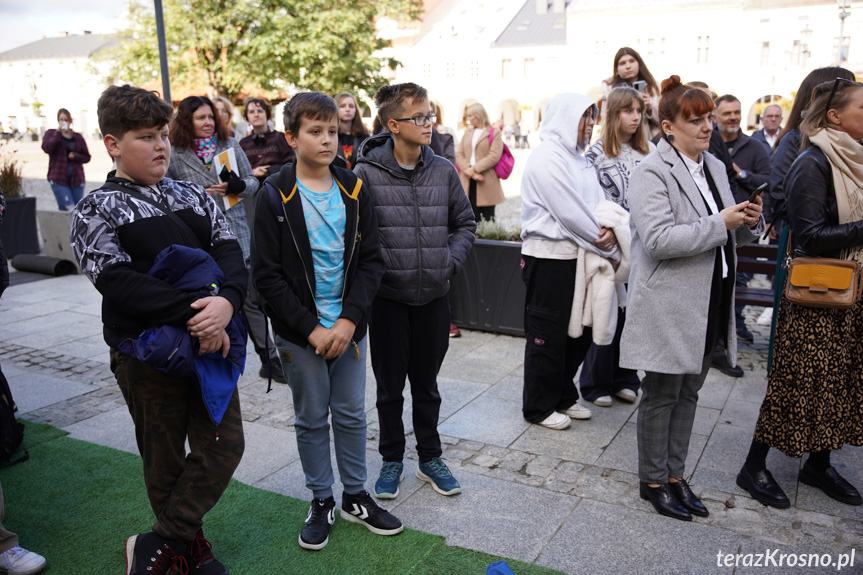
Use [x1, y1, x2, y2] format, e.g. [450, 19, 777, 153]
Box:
[751, 104, 783, 152]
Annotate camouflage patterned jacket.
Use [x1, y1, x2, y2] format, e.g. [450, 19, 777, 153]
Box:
[70, 174, 247, 349]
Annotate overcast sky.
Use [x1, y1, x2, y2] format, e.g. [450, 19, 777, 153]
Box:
[0, 0, 129, 53]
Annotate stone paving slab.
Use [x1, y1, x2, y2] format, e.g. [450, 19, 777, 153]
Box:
[393, 465, 580, 564]
[6, 370, 97, 414]
[536, 498, 742, 575]
[63, 405, 138, 455]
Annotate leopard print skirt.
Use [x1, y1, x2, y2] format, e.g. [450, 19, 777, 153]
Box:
[754, 295, 863, 458]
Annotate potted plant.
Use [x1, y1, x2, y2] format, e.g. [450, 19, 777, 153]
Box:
[0, 141, 39, 256]
[449, 218, 526, 336]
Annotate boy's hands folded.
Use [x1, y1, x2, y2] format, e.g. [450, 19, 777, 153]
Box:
[308, 318, 357, 360]
[188, 296, 235, 339]
[199, 329, 230, 357]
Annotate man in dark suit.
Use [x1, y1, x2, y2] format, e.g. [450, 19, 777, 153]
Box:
[751, 104, 783, 152]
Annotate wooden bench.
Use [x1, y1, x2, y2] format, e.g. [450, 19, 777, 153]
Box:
[735, 243, 779, 307]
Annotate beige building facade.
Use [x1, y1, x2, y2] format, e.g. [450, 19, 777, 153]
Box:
[391, 0, 862, 133]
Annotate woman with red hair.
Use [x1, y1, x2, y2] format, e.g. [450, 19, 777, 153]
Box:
[620, 76, 763, 521]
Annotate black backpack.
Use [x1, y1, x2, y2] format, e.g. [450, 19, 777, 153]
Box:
[0, 367, 26, 464]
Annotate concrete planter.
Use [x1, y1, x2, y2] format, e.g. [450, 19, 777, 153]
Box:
[449, 238, 525, 337]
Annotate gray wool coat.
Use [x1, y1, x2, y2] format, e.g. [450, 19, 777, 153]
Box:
[620, 139, 763, 375]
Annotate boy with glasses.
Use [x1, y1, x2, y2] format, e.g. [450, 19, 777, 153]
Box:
[353, 83, 475, 500]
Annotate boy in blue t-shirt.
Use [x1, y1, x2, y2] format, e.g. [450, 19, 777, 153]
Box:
[251, 92, 401, 551]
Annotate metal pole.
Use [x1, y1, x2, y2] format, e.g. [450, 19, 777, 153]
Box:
[837, 2, 850, 65]
[154, 0, 171, 103]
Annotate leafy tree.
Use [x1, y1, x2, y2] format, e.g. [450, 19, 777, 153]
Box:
[103, 0, 421, 100]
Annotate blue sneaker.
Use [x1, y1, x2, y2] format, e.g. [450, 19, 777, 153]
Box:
[416, 457, 462, 496]
[374, 461, 404, 499]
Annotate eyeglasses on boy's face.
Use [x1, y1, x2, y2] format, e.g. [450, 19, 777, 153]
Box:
[393, 113, 437, 127]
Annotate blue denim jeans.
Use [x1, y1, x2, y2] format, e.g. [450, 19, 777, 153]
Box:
[275, 334, 368, 499]
[49, 181, 85, 211]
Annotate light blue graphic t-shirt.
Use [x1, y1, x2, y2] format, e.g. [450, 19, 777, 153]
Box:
[297, 177, 346, 328]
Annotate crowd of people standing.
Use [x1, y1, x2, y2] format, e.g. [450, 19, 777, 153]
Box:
[516, 47, 863, 525]
[1, 42, 853, 574]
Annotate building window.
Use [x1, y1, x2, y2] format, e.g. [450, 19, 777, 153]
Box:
[760, 42, 769, 67]
[471, 60, 480, 77]
[423, 62, 432, 79]
[501, 58, 512, 80]
[524, 58, 535, 78]
[834, 36, 851, 64]
[446, 61, 455, 78]
[697, 35, 710, 64]
[791, 40, 802, 66]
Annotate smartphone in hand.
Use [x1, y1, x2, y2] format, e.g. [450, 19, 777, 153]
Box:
[747, 182, 768, 203]
[632, 80, 646, 94]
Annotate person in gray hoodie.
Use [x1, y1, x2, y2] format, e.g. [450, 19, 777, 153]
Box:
[353, 83, 475, 500]
[520, 93, 621, 431]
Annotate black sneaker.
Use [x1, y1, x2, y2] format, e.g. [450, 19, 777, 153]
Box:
[299, 496, 336, 550]
[341, 490, 403, 536]
[189, 529, 228, 574]
[125, 532, 188, 575]
[259, 361, 286, 384]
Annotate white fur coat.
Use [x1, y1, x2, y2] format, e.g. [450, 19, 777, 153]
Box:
[567, 200, 632, 345]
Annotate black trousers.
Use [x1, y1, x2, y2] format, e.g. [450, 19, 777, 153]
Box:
[468, 179, 495, 222]
[369, 295, 450, 462]
[522, 256, 593, 422]
[579, 308, 641, 401]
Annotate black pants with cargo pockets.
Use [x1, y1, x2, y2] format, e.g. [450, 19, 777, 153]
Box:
[521, 255, 593, 423]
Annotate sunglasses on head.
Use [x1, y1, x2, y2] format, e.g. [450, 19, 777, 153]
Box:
[822, 77, 859, 111]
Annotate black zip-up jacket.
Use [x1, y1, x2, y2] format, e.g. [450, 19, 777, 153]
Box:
[785, 144, 863, 258]
[70, 175, 247, 349]
[251, 163, 385, 348]
[354, 132, 475, 305]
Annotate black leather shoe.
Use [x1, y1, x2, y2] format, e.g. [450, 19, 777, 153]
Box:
[737, 326, 754, 343]
[639, 482, 692, 521]
[736, 466, 790, 508]
[799, 462, 863, 506]
[669, 479, 709, 517]
[711, 352, 744, 377]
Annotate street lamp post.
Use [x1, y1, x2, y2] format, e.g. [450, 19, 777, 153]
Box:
[154, 0, 171, 104]
[801, 24, 812, 67]
[836, 0, 851, 65]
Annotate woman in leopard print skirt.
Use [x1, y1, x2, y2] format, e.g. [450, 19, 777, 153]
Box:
[736, 77, 863, 509]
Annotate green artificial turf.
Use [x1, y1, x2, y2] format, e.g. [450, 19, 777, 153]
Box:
[0, 422, 564, 575]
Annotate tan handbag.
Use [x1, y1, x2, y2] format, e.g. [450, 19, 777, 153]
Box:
[784, 233, 863, 309]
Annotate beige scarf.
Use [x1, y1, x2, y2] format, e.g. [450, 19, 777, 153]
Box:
[809, 127, 863, 264]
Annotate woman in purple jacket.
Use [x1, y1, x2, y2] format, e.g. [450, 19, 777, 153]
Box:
[41, 108, 91, 210]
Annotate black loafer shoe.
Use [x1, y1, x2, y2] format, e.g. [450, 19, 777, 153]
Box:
[711, 352, 744, 377]
[639, 482, 692, 522]
[736, 466, 790, 509]
[799, 462, 863, 506]
[669, 479, 709, 517]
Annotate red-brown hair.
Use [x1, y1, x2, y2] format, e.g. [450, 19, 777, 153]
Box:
[658, 75, 714, 125]
[169, 96, 229, 149]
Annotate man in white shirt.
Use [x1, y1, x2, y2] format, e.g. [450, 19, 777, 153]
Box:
[751, 104, 782, 152]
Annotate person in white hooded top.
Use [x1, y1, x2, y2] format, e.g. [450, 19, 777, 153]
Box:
[520, 93, 621, 431]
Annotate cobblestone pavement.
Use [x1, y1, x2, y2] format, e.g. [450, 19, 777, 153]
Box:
[2, 268, 861, 574]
